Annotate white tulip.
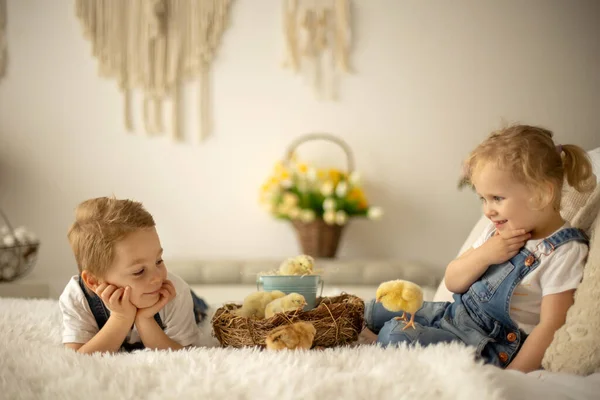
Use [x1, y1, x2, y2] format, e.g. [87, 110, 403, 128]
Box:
[367, 207, 384, 220]
[323, 210, 336, 225]
[262, 203, 275, 213]
[283, 193, 299, 207]
[288, 207, 301, 219]
[323, 198, 336, 211]
[335, 210, 348, 226]
[320, 181, 334, 197]
[349, 171, 361, 186]
[335, 181, 348, 198]
[300, 209, 316, 223]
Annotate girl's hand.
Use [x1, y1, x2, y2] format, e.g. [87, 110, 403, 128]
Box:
[480, 229, 531, 265]
[95, 283, 137, 322]
[136, 280, 177, 320]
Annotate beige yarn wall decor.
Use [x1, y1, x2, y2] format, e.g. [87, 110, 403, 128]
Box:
[75, 0, 233, 142]
[282, 0, 352, 100]
[0, 0, 7, 80]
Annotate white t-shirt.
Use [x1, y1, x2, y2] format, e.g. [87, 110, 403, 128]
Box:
[472, 222, 588, 334]
[59, 271, 201, 348]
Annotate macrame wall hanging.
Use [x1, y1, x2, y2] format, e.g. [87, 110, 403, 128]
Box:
[75, 0, 233, 142]
[0, 0, 7, 80]
[282, 0, 352, 101]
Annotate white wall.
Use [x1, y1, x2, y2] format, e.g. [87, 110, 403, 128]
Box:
[1, 0, 599, 297]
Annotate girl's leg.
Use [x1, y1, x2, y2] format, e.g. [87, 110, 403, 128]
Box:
[377, 318, 462, 347]
[364, 298, 409, 334]
[364, 299, 450, 334]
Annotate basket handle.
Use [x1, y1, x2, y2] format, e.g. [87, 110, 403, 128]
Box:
[0, 207, 16, 242]
[284, 133, 355, 174]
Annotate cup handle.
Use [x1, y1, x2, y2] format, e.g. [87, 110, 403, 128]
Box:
[318, 277, 324, 297]
[256, 276, 263, 292]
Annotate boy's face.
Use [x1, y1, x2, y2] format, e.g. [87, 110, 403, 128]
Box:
[102, 227, 168, 309]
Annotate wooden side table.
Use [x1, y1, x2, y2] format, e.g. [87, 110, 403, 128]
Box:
[0, 274, 50, 299]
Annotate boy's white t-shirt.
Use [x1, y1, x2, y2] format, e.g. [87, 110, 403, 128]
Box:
[59, 271, 200, 347]
[472, 222, 588, 334]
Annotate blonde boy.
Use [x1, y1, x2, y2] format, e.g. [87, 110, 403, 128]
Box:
[59, 197, 202, 354]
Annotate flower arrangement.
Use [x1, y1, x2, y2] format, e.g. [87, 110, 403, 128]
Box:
[259, 156, 383, 226]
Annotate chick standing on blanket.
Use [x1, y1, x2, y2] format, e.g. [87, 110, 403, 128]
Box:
[233, 290, 286, 319]
[375, 280, 424, 330]
[264, 293, 307, 319]
[265, 321, 316, 350]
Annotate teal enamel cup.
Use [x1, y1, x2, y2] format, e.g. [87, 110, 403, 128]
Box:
[257, 275, 324, 310]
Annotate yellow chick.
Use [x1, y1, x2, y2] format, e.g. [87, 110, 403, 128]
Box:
[234, 290, 286, 319]
[265, 321, 317, 351]
[279, 254, 315, 275]
[375, 280, 424, 330]
[264, 293, 307, 319]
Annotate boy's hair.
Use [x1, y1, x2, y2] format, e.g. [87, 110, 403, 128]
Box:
[460, 124, 596, 209]
[67, 197, 155, 277]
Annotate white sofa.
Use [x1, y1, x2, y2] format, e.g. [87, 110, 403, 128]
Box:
[168, 258, 442, 305]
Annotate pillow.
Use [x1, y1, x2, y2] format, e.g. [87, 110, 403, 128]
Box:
[432, 146, 600, 303]
[542, 201, 600, 375]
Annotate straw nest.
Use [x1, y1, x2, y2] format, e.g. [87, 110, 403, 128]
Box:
[211, 294, 365, 348]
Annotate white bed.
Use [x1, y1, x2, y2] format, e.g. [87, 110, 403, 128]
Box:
[1, 297, 600, 400]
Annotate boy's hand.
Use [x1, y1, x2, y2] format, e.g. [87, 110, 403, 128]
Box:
[136, 280, 177, 320]
[480, 229, 531, 265]
[95, 283, 137, 322]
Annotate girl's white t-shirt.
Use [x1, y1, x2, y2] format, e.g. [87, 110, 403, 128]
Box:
[59, 271, 200, 347]
[472, 222, 588, 334]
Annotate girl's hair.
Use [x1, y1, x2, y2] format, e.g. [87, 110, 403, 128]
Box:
[67, 197, 155, 277]
[460, 124, 596, 209]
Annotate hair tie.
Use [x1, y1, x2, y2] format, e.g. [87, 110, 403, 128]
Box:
[556, 144, 563, 154]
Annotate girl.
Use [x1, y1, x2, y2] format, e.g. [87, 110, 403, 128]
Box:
[365, 124, 596, 372]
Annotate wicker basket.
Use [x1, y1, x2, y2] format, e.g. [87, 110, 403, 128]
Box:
[0, 208, 40, 282]
[211, 294, 365, 348]
[284, 133, 355, 258]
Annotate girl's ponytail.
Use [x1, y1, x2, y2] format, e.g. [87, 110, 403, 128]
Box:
[561, 145, 596, 193]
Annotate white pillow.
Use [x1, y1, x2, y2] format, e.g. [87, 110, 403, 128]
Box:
[432, 146, 600, 303]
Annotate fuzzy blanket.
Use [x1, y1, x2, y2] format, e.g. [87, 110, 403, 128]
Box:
[0, 298, 512, 400]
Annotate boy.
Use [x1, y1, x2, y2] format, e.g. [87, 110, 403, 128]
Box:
[59, 196, 205, 354]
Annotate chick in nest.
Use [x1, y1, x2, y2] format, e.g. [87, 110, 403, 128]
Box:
[279, 254, 315, 275]
[233, 290, 286, 319]
[265, 321, 317, 350]
[375, 280, 424, 330]
[264, 293, 307, 319]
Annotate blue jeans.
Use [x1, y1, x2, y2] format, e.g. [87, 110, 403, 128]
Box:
[364, 299, 462, 347]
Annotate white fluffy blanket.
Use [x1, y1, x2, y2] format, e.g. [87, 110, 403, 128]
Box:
[0, 298, 528, 400]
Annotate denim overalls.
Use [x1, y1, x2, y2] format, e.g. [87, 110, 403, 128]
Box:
[77, 276, 208, 352]
[365, 227, 588, 367]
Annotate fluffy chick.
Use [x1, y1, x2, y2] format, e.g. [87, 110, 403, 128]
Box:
[376, 280, 424, 330]
[264, 293, 307, 319]
[279, 254, 315, 275]
[234, 290, 286, 319]
[265, 321, 317, 351]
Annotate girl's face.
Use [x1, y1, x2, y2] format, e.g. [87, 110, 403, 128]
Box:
[471, 164, 546, 234]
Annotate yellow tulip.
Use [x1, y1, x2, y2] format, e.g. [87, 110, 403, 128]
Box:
[296, 163, 309, 174]
[328, 169, 342, 184]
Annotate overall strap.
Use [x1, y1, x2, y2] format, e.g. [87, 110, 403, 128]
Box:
[78, 275, 110, 330]
[544, 227, 589, 249]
